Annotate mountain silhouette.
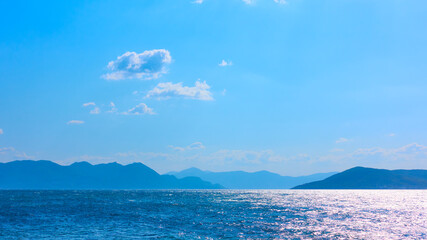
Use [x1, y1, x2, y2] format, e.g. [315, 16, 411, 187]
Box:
[293, 166, 427, 189]
[0, 160, 223, 189]
[168, 168, 336, 189]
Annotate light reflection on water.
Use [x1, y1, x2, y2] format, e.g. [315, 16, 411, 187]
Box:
[0, 190, 426, 239]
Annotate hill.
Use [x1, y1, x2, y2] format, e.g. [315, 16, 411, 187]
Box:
[167, 167, 336, 189]
[0, 160, 223, 189]
[293, 167, 427, 189]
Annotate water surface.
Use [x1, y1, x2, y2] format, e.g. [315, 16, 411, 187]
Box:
[0, 190, 425, 239]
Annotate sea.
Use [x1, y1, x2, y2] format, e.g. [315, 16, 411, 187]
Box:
[0, 190, 426, 239]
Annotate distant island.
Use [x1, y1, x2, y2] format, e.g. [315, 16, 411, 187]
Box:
[293, 167, 427, 189]
[168, 168, 336, 189]
[1, 161, 426, 190]
[0, 160, 223, 189]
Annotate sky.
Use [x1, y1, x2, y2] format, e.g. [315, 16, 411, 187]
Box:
[1, 0, 427, 176]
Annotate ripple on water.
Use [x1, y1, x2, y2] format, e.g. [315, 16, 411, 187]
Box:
[0, 190, 426, 239]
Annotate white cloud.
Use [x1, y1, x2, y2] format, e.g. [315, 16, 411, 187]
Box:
[336, 137, 349, 144]
[192, 0, 203, 3]
[60, 142, 427, 176]
[102, 50, 172, 80]
[90, 107, 100, 114]
[202, 149, 287, 165]
[107, 102, 118, 113]
[353, 143, 427, 157]
[146, 80, 213, 101]
[67, 120, 84, 125]
[388, 133, 396, 137]
[122, 103, 155, 115]
[0, 147, 34, 160]
[0, 129, 3, 135]
[169, 146, 186, 152]
[169, 142, 206, 151]
[330, 148, 344, 152]
[274, 0, 287, 4]
[82, 102, 96, 107]
[83, 102, 100, 114]
[316, 142, 427, 172]
[242, 0, 255, 4]
[188, 142, 205, 150]
[219, 60, 232, 67]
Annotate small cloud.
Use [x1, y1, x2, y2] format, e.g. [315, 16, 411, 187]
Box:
[0, 147, 34, 159]
[242, 0, 254, 4]
[102, 50, 172, 80]
[274, 0, 287, 4]
[388, 133, 396, 137]
[330, 148, 344, 153]
[335, 138, 349, 144]
[83, 102, 100, 114]
[219, 59, 232, 67]
[90, 107, 100, 114]
[122, 103, 155, 115]
[67, 120, 84, 125]
[82, 102, 96, 107]
[168, 146, 186, 152]
[0, 129, 3, 134]
[192, 0, 203, 3]
[146, 80, 213, 101]
[169, 142, 206, 151]
[107, 102, 118, 113]
[222, 89, 227, 96]
[187, 142, 205, 150]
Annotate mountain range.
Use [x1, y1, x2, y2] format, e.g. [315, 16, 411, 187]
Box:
[0, 160, 223, 189]
[168, 167, 336, 189]
[293, 166, 427, 189]
[2, 161, 426, 190]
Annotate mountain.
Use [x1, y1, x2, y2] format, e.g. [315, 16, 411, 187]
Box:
[0, 160, 223, 189]
[167, 167, 336, 189]
[293, 167, 427, 189]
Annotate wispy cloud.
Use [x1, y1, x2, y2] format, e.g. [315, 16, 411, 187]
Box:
[67, 120, 84, 125]
[242, 0, 255, 4]
[0, 147, 34, 160]
[83, 102, 100, 114]
[352, 143, 427, 157]
[102, 50, 172, 80]
[82, 102, 95, 107]
[107, 102, 118, 113]
[169, 142, 206, 151]
[274, 0, 287, 4]
[0, 129, 3, 135]
[219, 59, 232, 67]
[192, 0, 203, 4]
[335, 137, 349, 144]
[122, 103, 155, 115]
[59, 142, 427, 176]
[90, 107, 100, 114]
[321, 143, 427, 170]
[388, 133, 396, 137]
[146, 80, 213, 101]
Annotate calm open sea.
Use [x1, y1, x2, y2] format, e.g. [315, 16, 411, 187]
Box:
[0, 190, 425, 239]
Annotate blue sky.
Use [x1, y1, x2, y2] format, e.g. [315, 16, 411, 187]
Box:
[1, 0, 427, 175]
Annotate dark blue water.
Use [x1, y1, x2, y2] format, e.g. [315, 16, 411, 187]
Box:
[0, 190, 426, 239]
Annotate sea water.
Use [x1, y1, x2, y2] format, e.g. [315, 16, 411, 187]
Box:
[0, 190, 425, 239]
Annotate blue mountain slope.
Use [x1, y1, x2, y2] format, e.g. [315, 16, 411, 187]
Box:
[292, 167, 427, 189]
[168, 168, 336, 189]
[0, 160, 223, 189]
